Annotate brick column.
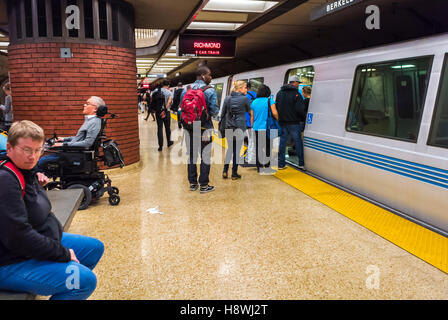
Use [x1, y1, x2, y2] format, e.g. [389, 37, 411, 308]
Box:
[8, 42, 140, 165]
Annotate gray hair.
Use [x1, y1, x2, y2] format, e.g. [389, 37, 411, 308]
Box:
[90, 96, 106, 107]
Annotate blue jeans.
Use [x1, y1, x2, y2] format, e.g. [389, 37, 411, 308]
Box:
[278, 124, 304, 168]
[0, 233, 104, 300]
[37, 154, 60, 172]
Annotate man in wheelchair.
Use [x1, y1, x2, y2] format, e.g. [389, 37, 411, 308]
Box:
[37, 96, 124, 210]
[38, 96, 104, 168]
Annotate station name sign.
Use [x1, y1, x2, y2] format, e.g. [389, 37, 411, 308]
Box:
[310, 0, 365, 21]
[177, 34, 236, 58]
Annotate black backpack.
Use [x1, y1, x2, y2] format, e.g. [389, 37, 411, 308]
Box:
[102, 139, 124, 168]
[150, 88, 166, 114]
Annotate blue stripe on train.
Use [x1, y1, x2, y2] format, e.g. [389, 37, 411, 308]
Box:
[303, 137, 448, 190]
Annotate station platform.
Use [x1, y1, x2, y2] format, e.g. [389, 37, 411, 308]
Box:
[61, 115, 448, 300]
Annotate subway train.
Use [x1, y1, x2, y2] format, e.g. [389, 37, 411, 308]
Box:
[202, 33, 448, 235]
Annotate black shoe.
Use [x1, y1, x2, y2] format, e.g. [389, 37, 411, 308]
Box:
[231, 174, 242, 180]
[200, 185, 215, 194]
[222, 172, 228, 179]
[158, 146, 162, 152]
[190, 184, 199, 191]
[168, 141, 174, 147]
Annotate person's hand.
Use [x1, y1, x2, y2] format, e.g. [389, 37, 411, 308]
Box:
[70, 249, 80, 263]
[36, 172, 50, 187]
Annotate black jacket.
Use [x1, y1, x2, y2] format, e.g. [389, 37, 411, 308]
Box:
[275, 84, 306, 125]
[0, 156, 71, 267]
[222, 92, 251, 131]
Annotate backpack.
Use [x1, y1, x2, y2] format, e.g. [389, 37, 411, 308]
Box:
[180, 86, 211, 130]
[150, 88, 166, 114]
[0, 160, 25, 198]
[102, 139, 124, 168]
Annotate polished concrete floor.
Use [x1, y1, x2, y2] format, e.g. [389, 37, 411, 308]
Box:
[66, 115, 448, 299]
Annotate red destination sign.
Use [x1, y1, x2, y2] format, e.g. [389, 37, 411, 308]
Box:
[177, 34, 236, 58]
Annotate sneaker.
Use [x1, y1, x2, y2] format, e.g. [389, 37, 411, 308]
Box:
[259, 167, 277, 175]
[278, 166, 287, 170]
[222, 172, 228, 179]
[158, 146, 162, 152]
[168, 141, 174, 147]
[200, 185, 215, 193]
[298, 165, 306, 171]
[231, 174, 242, 180]
[190, 184, 199, 191]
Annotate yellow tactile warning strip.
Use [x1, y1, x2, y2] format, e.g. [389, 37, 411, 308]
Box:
[274, 167, 448, 274]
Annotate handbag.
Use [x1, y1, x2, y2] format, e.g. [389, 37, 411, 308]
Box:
[218, 97, 229, 138]
[266, 98, 281, 139]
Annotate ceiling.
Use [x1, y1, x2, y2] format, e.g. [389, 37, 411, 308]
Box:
[165, 0, 448, 85]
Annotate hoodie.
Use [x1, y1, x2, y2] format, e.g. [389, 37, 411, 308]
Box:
[275, 84, 306, 125]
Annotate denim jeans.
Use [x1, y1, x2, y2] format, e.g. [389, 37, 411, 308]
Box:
[278, 124, 304, 168]
[0, 233, 104, 300]
[37, 154, 60, 172]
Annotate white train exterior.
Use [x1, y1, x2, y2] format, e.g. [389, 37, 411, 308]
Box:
[210, 33, 448, 235]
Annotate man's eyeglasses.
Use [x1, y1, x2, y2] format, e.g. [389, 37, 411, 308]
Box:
[16, 145, 44, 156]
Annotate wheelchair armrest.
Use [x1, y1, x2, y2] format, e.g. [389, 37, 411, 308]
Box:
[49, 146, 94, 153]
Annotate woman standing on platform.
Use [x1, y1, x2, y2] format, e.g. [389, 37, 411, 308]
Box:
[221, 80, 251, 180]
[250, 84, 278, 175]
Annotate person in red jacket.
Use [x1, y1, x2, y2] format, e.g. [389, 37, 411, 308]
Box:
[0, 120, 104, 300]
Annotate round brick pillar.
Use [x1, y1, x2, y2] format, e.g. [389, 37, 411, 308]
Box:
[7, 0, 139, 166]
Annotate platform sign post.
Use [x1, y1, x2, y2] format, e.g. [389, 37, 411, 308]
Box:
[177, 34, 236, 58]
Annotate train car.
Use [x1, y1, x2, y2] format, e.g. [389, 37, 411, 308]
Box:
[226, 33, 448, 235]
[210, 76, 230, 116]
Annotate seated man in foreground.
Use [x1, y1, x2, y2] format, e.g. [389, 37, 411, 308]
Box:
[0, 120, 104, 299]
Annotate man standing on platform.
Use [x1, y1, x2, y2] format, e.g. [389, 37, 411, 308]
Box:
[276, 75, 306, 171]
[151, 79, 174, 152]
[180, 65, 219, 194]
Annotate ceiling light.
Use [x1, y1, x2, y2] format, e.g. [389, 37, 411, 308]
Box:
[187, 22, 244, 31]
[203, 0, 278, 13]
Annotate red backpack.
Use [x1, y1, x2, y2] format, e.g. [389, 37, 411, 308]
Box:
[180, 86, 211, 130]
[0, 160, 25, 198]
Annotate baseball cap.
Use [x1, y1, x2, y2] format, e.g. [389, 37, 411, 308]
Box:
[288, 75, 302, 83]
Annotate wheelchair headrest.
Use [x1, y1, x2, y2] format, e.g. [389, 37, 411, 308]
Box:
[96, 105, 108, 118]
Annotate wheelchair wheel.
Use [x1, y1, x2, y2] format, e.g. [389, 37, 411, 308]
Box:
[109, 194, 120, 206]
[67, 184, 92, 210]
[111, 187, 119, 195]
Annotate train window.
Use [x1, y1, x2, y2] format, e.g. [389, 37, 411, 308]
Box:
[428, 54, 448, 148]
[286, 67, 315, 98]
[346, 56, 433, 142]
[248, 77, 264, 93]
[213, 83, 224, 108]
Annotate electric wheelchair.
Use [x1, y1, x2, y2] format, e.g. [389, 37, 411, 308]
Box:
[41, 105, 124, 210]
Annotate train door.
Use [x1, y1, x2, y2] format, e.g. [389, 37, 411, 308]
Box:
[283, 66, 315, 167]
